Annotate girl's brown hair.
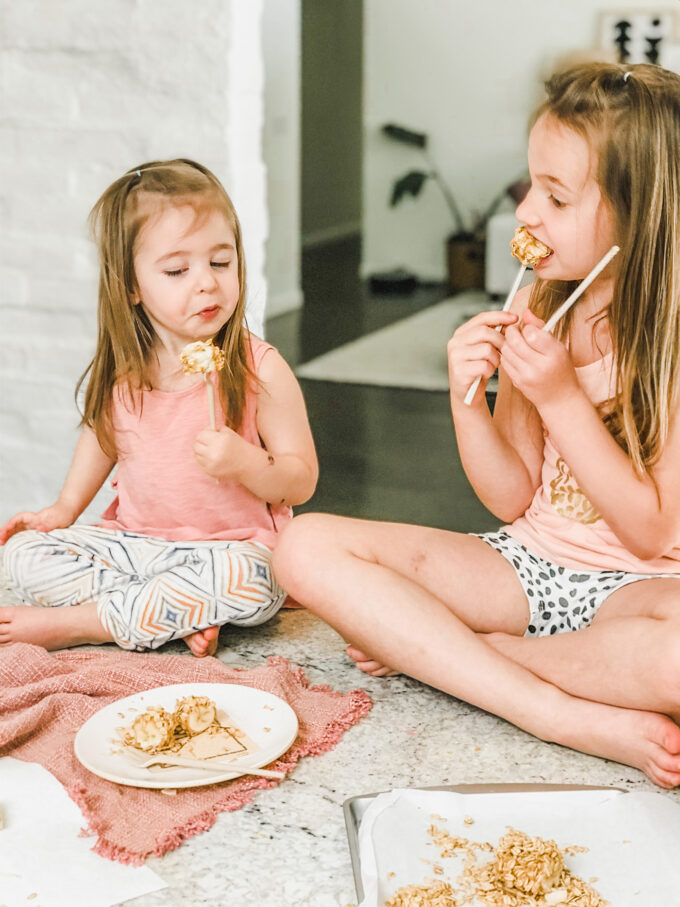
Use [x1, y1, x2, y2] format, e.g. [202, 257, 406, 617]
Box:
[529, 63, 680, 475]
[77, 159, 256, 458]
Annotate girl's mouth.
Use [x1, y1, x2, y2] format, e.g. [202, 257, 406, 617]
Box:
[533, 252, 553, 270]
[197, 306, 220, 320]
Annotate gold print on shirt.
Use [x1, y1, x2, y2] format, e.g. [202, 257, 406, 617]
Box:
[550, 458, 601, 524]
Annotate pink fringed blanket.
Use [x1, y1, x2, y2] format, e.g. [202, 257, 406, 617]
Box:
[0, 643, 372, 865]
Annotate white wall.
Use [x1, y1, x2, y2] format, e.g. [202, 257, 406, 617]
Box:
[262, 0, 303, 318]
[362, 0, 672, 281]
[0, 0, 267, 521]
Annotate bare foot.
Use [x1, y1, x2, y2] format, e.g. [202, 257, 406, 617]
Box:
[0, 603, 113, 650]
[550, 697, 680, 789]
[183, 625, 220, 658]
[346, 645, 399, 677]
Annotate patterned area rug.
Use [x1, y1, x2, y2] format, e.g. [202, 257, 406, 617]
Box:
[296, 290, 497, 391]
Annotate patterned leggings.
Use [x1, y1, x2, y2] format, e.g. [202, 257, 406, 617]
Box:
[3, 526, 286, 651]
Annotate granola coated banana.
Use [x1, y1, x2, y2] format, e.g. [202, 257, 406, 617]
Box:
[510, 226, 553, 267]
[179, 339, 226, 375]
[126, 706, 175, 753]
[174, 695, 217, 735]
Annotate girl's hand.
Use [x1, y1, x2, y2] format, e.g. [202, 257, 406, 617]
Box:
[500, 309, 580, 411]
[447, 309, 519, 404]
[193, 427, 250, 481]
[0, 501, 77, 545]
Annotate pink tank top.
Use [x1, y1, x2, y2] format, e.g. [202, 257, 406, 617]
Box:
[98, 335, 292, 547]
[505, 352, 680, 572]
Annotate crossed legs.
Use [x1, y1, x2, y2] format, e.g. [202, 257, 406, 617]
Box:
[273, 513, 680, 788]
[2, 527, 283, 656]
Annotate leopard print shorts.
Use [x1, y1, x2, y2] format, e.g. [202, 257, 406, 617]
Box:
[473, 529, 673, 637]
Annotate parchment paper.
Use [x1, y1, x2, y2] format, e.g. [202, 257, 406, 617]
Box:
[0, 757, 166, 907]
[357, 788, 680, 905]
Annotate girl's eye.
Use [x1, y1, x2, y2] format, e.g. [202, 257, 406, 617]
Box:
[164, 268, 187, 277]
[211, 260, 231, 269]
[549, 195, 565, 209]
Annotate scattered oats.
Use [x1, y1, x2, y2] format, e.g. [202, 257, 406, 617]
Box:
[622, 839, 631, 844]
[463, 816, 474, 826]
[474, 746, 480, 751]
[433, 864, 444, 875]
[263, 704, 275, 710]
[385, 880, 458, 906]
[563, 844, 588, 856]
[420, 858, 431, 865]
[264, 727, 271, 732]
[430, 814, 447, 822]
[160, 788, 177, 796]
[589, 877, 599, 883]
[388, 872, 396, 879]
[27, 896, 38, 902]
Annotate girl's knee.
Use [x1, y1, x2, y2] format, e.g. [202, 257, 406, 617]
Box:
[274, 513, 340, 582]
[3, 530, 43, 588]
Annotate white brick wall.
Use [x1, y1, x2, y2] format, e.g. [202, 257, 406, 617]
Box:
[0, 0, 267, 522]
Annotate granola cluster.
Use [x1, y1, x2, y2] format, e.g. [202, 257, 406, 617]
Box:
[510, 226, 553, 268]
[386, 824, 607, 907]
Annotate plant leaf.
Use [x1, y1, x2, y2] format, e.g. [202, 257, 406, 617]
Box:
[391, 170, 431, 206]
[382, 123, 428, 148]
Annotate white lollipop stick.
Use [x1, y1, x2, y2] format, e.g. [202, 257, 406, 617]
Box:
[463, 264, 526, 406]
[543, 245, 619, 334]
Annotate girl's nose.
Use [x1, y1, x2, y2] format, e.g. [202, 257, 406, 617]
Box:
[196, 264, 218, 292]
[515, 188, 538, 228]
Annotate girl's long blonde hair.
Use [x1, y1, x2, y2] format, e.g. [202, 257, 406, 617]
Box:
[529, 63, 680, 475]
[77, 159, 256, 458]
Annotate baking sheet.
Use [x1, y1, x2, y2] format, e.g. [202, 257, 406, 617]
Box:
[344, 785, 680, 905]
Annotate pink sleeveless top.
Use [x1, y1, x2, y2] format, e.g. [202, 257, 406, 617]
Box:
[98, 335, 292, 548]
[505, 352, 680, 572]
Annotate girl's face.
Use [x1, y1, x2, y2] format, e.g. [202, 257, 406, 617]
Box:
[515, 114, 616, 282]
[133, 202, 240, 353]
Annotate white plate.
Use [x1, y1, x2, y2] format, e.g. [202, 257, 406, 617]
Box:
[74, 683, 299, 789]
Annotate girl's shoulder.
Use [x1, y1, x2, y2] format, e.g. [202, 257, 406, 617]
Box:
[245, 331, 278, 371]
[508, 283, 533, 315]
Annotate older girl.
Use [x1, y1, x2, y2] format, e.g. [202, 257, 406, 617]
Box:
[274, 64, 680, 788]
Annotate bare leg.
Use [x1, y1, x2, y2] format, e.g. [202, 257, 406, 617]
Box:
[484, 577, 680, 714]
[0, 602, 113, 649]
[274, 514, 680, 788]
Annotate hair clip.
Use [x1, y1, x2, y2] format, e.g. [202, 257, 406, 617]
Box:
[136, 169, 142, 177]
[623, 71, 632, 83]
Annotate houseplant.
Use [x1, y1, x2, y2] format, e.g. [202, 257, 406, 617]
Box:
[382, 123, 526, 292]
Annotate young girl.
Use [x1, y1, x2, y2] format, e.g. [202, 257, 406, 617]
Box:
[0, 159, 317, 657]
[273, 63, 680, 788]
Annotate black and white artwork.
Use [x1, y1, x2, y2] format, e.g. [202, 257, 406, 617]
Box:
[599, 9, 679, 64]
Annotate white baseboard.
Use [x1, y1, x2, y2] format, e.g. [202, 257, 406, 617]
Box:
[266, 287, 304, 318]
[302, 220, 361, 249]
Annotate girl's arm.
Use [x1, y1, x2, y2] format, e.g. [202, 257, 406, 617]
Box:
[450, 286, 544, 522]
[193, 350, 318, 506]
[0, 426, 115, 543]
[501, 311, 680, 560]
